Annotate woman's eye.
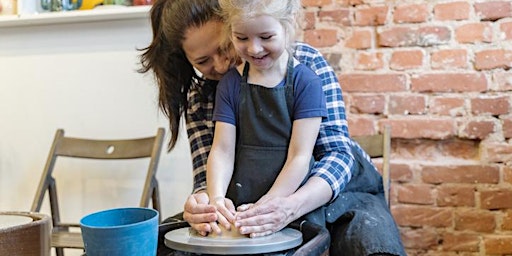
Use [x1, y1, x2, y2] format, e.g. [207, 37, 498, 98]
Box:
[235, 36, 248, 41]
[261, 35, 273, 40]
[197, 59, 209, 65]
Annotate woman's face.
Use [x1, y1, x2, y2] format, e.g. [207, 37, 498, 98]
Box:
[182, 20, 235, 81]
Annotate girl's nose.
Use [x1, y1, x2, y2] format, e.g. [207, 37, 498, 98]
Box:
[248, 40, 263, 55]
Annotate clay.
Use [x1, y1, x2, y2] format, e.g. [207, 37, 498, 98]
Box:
[208, 223, 247, 239]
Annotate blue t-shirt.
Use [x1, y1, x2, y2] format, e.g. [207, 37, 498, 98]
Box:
[213, 63, 327, 125]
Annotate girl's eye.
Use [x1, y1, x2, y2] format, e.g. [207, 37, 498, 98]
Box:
[261, 35, 273, 40]
[235, 36, 248, 41]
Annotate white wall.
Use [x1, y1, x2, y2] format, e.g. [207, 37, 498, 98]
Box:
[0, 16, 193, 232]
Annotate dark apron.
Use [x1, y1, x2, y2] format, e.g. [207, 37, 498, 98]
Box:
[226, 56, 313, 206]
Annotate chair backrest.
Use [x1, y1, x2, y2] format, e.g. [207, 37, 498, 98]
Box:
[30, 128, 165, 229]
[352, 125, 391, 206]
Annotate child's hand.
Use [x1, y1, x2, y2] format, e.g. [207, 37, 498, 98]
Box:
[209, 196, 236, 234]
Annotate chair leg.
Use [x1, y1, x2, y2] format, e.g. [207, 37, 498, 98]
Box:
[56, 247, 64, 256]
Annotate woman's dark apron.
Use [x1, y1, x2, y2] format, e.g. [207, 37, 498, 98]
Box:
[226, 56, 313, 206]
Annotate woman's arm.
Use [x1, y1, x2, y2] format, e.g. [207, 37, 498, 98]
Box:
[294, 42, 354, 200]
[186, 86, 215, 193]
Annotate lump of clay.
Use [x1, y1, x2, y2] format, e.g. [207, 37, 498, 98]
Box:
[208, 223, 247, 239]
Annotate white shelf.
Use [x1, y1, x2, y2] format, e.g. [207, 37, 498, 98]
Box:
[0, 5, 150, 28]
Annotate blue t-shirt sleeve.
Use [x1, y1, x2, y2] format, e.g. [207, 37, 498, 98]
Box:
[293, 64, 327, 120]
[212, 68, 240, 126]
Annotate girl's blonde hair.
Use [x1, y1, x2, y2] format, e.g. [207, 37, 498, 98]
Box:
[217, 0, 302, 50]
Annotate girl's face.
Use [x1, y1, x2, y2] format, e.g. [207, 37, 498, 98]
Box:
[182, 20, 235, 81]
[231, 15, 286, 72]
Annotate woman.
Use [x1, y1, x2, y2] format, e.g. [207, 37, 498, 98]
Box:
[139, 0, 405, 255]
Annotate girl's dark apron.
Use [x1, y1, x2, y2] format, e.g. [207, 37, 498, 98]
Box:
[226, 56, 313, 206]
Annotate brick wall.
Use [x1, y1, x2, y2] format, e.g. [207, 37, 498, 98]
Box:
[300, 0, 512, 255]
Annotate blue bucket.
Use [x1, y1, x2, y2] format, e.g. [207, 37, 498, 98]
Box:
[80, 207, 159, 256]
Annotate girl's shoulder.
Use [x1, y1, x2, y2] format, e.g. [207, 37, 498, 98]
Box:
[219, 67, 242, 85]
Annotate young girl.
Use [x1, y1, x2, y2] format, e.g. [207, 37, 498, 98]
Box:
[206, 0, 327, 235]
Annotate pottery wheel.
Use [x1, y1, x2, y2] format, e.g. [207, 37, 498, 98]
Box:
[165, 227, 302, 255]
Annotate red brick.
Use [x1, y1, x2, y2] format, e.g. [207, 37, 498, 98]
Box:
[393, 138, 479, 161]
[389, 163, 413, 183]
[431, 49, 468, 69]
[475, 49, 512, 70]
[344, 29, 372, 49]
[480, 189, 512, 210]
[454, 210, 496, 232]
[460, 119, 496, 140]
[354, 5, 388, 26]
[455, 22, 493, 44]
[484, 236, 512, 254]
[502, 210, 512, 230]
[394, 4, 429, 24]
[481, 142, 512, 163]
[442, 232, 480, 252]
[503, 116, 512, 139]
[350, 94, 385, 114]
[390, 50, 424, 70]
[471, 96, 510, 115]
[501, 21, 512, 40]
[339, 74, 407, 92]
[434, 2, 471, 21]
[400, 228, 439, 250]
[504, 166, 512, 184]
[495, 70, 512, 91]
[355, 52, 384, 70]
[319, 9, 351, 26]
[429, 96, 466, 116]
[392, 205, 452, 228]
[387, 118, 456, 139]
[421, 165, 500, 185]
[437, 185, 476, 207]
[397, 184, 434, 205]
[303, 11, 316, 30]
[475, 1, 512, 21]
[411, 73, 488, 93]
[304, 29, 338, 48]
[347, 116, 375, 136]
[389, 94, 426, 115]
[379, 26, 451, 47]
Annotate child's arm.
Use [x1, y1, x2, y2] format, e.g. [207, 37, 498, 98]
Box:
[206, 121, 237, 230]
[266, 117, 322, 197]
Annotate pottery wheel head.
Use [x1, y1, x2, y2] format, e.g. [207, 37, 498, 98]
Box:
[165, 227, 303, 255]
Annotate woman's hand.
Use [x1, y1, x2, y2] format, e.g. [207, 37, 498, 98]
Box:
[234, 194, 297, 238]
[234, 177, 332, 238]
[182, 192, 217, 236]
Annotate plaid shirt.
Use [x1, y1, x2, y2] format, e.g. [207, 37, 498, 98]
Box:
[185, 42, 366, 201]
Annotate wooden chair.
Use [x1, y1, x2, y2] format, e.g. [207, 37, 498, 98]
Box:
[352, 125, 391, 206]
[30, 128, 165, 256]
